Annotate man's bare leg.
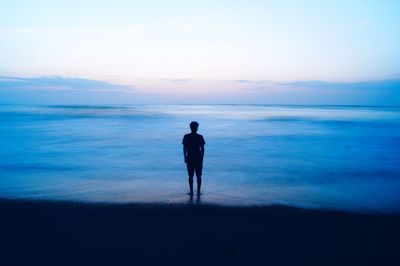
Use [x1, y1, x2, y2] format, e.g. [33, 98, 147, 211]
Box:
[197, 176, 202, 195]
[188, 177, 194, 195]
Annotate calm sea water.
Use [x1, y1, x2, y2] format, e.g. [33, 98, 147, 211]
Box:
[1, 105, 400, 213]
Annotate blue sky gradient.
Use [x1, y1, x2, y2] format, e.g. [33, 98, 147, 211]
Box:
[0, 1, 399, 104]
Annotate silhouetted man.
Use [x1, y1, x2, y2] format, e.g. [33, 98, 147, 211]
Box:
[182, 121, 205, 195]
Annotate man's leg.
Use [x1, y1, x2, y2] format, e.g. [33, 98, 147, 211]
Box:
[187, 163, 194, 195]
[195, 163, 202, 195]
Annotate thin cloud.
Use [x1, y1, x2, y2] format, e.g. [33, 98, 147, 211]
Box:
[170, 79, 190, 83]
[278, 79, 400, 90]
[234, 80, 254, 83]
[0, 76, 134, 92]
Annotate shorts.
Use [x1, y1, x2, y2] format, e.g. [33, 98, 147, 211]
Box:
[186, 161, 203, 178]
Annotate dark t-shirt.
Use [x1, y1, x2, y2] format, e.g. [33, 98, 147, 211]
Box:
[182, 133, 205, 163]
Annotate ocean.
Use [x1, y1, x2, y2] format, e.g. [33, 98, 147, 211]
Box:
[1, 104, 399, 213]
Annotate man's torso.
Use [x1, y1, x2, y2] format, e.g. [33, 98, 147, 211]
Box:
[183, 133, 205, 163]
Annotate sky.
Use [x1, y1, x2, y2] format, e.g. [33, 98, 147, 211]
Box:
[0, 0, 399, 105]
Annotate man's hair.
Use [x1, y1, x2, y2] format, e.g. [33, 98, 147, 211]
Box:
[190, 121, 199, 132]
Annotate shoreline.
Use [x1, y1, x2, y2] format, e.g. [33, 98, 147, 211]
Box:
[1, 196, 399, 215]
[1, 198, 399, 265]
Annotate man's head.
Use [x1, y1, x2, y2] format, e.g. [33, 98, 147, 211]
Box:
[190, 121, 199, 133]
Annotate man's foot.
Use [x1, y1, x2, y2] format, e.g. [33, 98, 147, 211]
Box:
[197, 191, 201, 196]
[187, 192, 193, 196]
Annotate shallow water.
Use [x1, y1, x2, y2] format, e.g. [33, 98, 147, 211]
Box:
[1, 104, 400, 213]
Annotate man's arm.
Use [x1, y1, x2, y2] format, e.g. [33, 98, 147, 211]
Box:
[183, 146, 188, 163]
[182, 136, 187, 163]
[200, 136, 205, 162]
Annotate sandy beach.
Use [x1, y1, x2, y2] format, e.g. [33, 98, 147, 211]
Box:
[1, 199, 399, 266]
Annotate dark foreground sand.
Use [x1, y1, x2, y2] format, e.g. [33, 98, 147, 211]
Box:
[1, 199, 399, 266]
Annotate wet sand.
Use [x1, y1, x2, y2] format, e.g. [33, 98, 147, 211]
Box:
[1, 199, 399, 266]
